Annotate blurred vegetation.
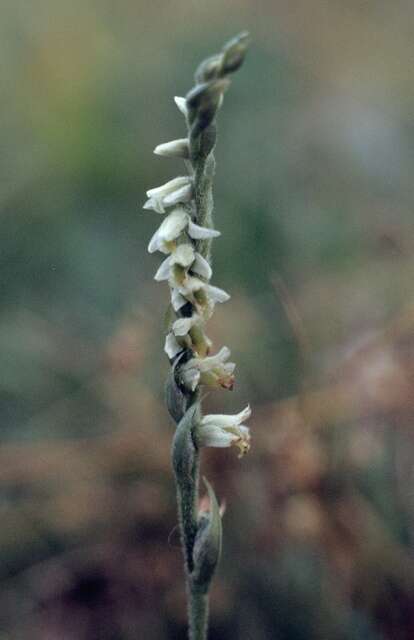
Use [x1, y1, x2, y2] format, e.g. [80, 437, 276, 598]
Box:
[1, 0, 414, 638]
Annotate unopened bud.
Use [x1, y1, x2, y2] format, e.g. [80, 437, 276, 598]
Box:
[221, 31, 250, 74]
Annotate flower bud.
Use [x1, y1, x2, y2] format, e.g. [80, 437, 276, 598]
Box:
[191, 478, 222, 592]
[154, 138, 190, 159]
[221, 31, 251, 74]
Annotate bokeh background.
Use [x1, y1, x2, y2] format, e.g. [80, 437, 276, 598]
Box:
[1, 1, 414, 638]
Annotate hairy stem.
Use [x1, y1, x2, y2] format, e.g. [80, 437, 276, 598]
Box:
[188, 588, 209, 640]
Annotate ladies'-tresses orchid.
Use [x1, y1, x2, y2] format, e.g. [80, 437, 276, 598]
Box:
[195, 405, 252, 457]
[179, 346, 236, 391]
[148, 207, 220, 254]
[144, 33, 251, 640]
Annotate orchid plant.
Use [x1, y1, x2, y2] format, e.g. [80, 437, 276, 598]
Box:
[144, 33, 251, 640]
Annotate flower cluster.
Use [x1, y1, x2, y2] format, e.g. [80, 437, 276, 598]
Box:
[144, 39, 251, 457]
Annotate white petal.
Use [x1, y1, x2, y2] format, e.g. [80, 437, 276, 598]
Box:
[202, 405, 251, 428]
[203, 284, 230, 303]
[198, 346, 231, 371]
[154, 256, 172, 281]
[170, 244, 195, 268]
[174, 96, 188, 117]
[197, 425, 234, 448]
[187, 220, 221, 239]
[147, 176, 190, 199]
[172, 314, 199, 337]
[163, 183, 193, 207]
[171, 288, 187, 311]
[157, 209, 188, 244]
[223, 362, 236, 374]
[164, 332, 182, 359]
[148, 227, 162, 253]
[143, 197, 165, 214]
[154, 139, 189, 159]
[192, 253, 212, 280]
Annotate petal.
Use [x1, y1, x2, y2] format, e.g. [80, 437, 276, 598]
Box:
[164, 332, 182, 359]
[203, 284, 230, 303]
[154, 256, 172, 281]
[147, 176, 190, 198]
[170, 288, 187, 311]
[223, 362, 236, 374]
[198, 346, 231, 371]
[197, 425, 234, 448]
[148, 227, 162, 253]
[172, 314, 199, 337]
[174, 96, 188, 117]
[163, 183, 193, 207]
[170, 244, 195, 268]
[202, 405, 251, 428]
[187, 219, 221, 239]
[192, 253, 212, 280]
[143, 197, 165, 214]
[156, 209, 189, 244]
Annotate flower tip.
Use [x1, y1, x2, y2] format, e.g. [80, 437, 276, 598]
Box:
[174, 96, 188, 116]
[220, 375, 235, 391]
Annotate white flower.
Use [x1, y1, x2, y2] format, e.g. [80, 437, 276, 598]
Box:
[164, 312, 211, 360]
[148, 207, 220, 254]
[148, 209, 190, 254]
[154, 245, 212, 283]
[143, 177, 192, 213]
[174, 96, 188, 117]
[154, 138, 189, 159]
[180, 346, 235, 391]
[170, 275, 230, 319]
[196, 405, 251, 456]
[172, 272, 229, 300]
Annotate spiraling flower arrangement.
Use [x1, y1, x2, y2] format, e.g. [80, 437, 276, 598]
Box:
[144, 33, 251, 640]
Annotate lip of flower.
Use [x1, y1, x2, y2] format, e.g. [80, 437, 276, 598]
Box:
[148, 208, 221, 255]
[196, 405, 251, 456]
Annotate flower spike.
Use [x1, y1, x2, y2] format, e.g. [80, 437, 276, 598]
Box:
[143, 32, 251, 640]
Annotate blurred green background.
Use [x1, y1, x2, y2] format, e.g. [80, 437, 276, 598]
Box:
[1, 1, 414, 638]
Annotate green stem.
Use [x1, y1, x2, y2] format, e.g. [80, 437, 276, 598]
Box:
[188, 587, 209, 640]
